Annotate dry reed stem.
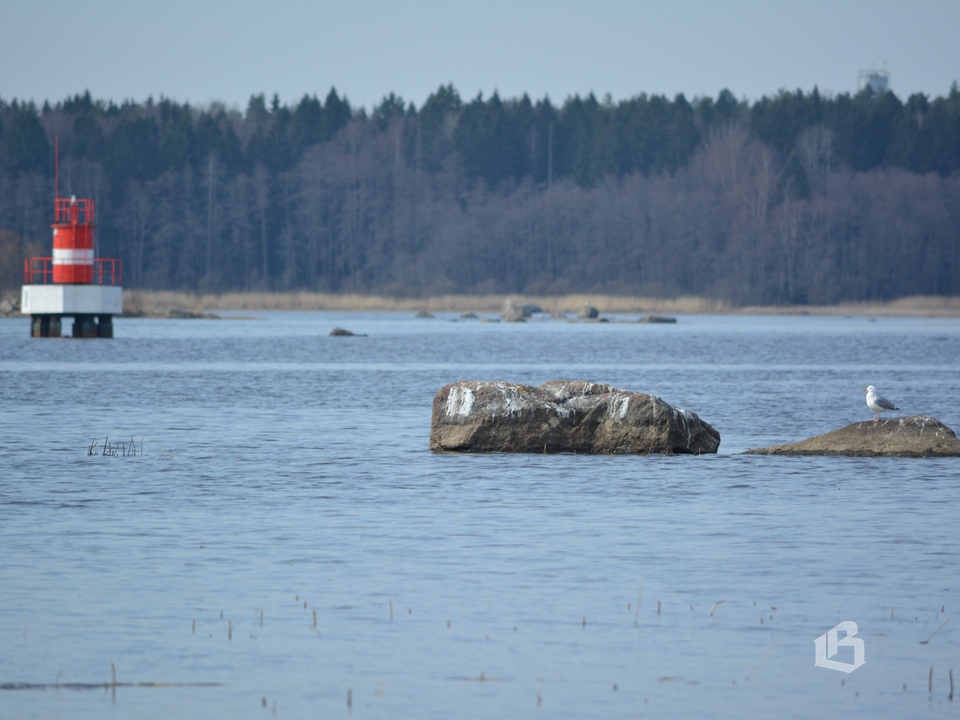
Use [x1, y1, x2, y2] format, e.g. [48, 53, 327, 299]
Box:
[745, 641, 779, 684]
[920, 618, 949, 644]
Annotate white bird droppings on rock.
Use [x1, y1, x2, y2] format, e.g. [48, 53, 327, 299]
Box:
[445, 386, 475, 417]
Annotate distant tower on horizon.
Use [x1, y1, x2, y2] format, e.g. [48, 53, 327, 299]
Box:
[858, 68, 889, 95]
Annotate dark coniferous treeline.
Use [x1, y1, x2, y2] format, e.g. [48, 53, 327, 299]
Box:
[1, 83, 959, 303]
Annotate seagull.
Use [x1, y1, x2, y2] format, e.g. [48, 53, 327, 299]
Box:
[863, 385, 898, 422]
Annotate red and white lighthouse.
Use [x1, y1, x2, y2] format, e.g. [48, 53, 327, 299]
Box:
[21, 157, 123, 337]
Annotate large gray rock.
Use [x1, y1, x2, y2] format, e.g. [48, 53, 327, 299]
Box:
[430, 380, 720, 454]
[745, 416, 960, 457]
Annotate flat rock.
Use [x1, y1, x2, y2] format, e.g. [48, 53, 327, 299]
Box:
[745, 416, 960, 457]
[636, 314, 677, 324]
[430, 380, 720, 455]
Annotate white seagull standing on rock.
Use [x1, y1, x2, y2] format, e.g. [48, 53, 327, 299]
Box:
[863, 385, 899, 422]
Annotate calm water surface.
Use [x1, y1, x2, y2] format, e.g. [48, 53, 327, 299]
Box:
[1, 311, 959, 719]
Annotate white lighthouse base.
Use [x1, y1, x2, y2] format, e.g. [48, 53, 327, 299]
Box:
[21, 284, 123, 338]
[22, 284, 122, 314]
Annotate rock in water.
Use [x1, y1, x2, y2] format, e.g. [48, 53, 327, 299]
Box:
[430, 380, 720, 455]
[636, 315, 677, 324]
[500, 300, 542, 322]
[745, 416, 960, 457]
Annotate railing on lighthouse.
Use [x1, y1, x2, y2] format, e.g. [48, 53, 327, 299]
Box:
[22, 196, 123, 286]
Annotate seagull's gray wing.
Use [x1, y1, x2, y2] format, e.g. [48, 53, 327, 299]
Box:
[875, 394, 898, 410]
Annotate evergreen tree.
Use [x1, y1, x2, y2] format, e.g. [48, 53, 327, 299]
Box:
[291, 94, 324, 150]
[158, 102, 194, 171]
[2, 102, 51, 177]
[373, 93, 407, 131]
[322, 88, 352, 140]
[414, 83, 462, 171]
[104, 114, 160, 183]
[73, 113, 105, 160]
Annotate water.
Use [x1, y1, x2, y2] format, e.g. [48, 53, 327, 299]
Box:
[1, 311, 959, 719]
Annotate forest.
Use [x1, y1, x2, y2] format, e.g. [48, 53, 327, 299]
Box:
[1, 82, 959, 304]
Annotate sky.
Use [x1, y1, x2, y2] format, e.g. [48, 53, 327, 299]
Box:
[2, 0, 959, 113]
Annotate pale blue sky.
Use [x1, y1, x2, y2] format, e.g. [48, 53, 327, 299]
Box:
[2, 0, 958, 112]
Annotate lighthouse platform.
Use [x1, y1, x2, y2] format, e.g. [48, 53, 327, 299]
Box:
[22, 284, 123, 337]
[22, 257, 123, 337]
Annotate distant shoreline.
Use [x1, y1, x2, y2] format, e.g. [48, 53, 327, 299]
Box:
[119, 291, 960, 318]
[4, 290, 959, 319]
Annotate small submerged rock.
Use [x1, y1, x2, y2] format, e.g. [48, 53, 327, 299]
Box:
[745, 416, 960, 457]
[167, 308, 219, 319]
[430, 380, 720, 455]
[330, 327, 366, 337]
[636, 315, 677, 324]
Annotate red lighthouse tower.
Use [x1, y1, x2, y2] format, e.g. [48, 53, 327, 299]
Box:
[21, 151, 123, 337]
[52, 195, 96, 284]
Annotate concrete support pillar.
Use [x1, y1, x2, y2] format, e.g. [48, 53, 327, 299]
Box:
[72, 314, 98, 338]
[97, 315, 114, 338]
[30, 315, 62, 337]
